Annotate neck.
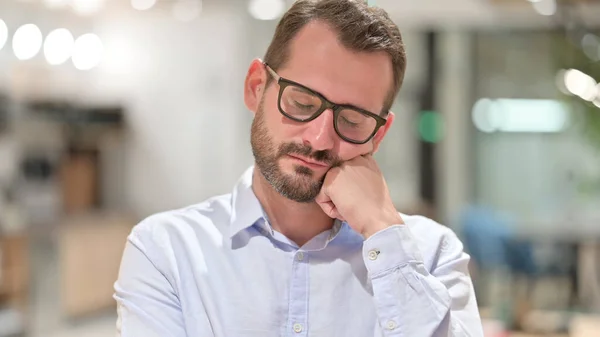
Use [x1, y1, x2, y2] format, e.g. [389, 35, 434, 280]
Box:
[251, 168, 334, 247]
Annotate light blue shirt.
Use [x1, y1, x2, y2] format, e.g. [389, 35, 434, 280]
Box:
[114, 166, 483, 336]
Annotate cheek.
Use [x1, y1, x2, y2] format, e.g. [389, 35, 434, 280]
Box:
[337, 142, 373, 161]
[261, 104, 283, 136]
[266, 111, 306, 141]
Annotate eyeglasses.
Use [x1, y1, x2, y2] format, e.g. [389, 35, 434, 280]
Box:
[263, 62, 387, 145]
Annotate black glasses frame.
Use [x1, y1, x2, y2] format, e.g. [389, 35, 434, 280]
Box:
[263, 62, 387, 145]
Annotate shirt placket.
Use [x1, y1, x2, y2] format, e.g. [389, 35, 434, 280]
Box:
[287, 249, 309, 337]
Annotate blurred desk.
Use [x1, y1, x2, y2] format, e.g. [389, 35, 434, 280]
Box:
[58, 213, 133, 318]
[0, 234, 29, 310]
[0, 234, 29, 336]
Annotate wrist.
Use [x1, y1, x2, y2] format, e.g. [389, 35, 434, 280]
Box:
[361, 210, 404, 239]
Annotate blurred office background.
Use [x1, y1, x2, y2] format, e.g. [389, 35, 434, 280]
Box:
[0, 0, 599, 336]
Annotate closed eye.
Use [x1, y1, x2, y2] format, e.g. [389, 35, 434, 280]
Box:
[294, 101, 315, 110]
[340, 116, 359, 127]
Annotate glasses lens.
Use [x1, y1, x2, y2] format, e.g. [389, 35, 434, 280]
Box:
[280, 85, 322, 120]
[336, 108, 378, 143]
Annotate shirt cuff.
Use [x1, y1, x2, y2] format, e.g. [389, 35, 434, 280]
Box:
[362, 225, 424, 276]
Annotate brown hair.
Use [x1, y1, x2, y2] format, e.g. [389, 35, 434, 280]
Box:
[263, 0, 406, 115]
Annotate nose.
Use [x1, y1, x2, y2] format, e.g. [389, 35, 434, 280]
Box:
[301, 109, 336, 151]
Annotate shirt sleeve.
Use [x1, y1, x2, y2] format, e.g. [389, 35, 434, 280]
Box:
[113, 228, 187, 337]
[363, 225, 484, 337]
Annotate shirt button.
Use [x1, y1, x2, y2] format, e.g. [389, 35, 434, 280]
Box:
[386, 320, 397, 330]
[296, 252, 304, 261]
[293, 323, 303, 333]
[368, 249, 379, 260]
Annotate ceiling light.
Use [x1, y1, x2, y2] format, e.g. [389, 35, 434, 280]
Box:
[44, 28, 75, 65]
[248, 0, 285, 21]
[72, 33, 104, 70]
[0, 20, 8, 51]
[43, 0, 70, 8]
[472, 99, 568, 133]
[13, 24, 43, 60]
[532, 0, 556, 16]
[71, 0, 105, 15]
[563, 69, 598, 101]
[132, 0, 157, 11]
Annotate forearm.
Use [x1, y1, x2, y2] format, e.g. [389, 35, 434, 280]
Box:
[364, 225, 483, 336]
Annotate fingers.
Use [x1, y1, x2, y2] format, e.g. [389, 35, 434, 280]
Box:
[315, 168, 346, 220]
[314, 186, 329, 204]
[318, 200, 336, 218]
[316, 200, 344, 220]
[315, 188, 343, 220]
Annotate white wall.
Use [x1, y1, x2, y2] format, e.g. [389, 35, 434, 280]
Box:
[94, 9, 252, 216]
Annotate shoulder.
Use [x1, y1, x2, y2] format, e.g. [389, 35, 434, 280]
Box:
[128, 193, 233, 254]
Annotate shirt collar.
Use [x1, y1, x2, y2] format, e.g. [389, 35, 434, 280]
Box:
[229, 166, 265, 238]
[229, 165, 350, 244]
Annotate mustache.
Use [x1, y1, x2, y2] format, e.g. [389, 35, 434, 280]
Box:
[277, 142, 341, 167]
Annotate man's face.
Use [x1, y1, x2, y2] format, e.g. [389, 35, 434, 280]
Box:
[247, 21, 395, 203]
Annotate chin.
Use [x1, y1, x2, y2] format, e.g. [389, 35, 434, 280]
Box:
[266, 160, 325, 203]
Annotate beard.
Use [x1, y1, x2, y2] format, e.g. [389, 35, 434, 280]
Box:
[250, 99, 341, 203]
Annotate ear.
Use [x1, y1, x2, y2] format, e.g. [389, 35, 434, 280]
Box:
[371, 111, 395, 154]
[244, 58, 268, 115]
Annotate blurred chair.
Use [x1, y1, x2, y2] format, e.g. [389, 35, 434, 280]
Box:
[460, 205, 576, 331]
[461, 205, 514, 270]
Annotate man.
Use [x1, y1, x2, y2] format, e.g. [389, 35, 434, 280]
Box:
[114, 0, 483, 336]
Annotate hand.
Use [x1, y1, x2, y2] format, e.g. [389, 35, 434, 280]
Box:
[315, 154, 404, 239]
